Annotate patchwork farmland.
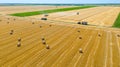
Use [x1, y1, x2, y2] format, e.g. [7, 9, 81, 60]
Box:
[30, 6, 120, 26]
[0, 5, 120, 67]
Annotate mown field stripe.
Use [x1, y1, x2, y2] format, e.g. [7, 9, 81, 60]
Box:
[113, 13, 120, 28]
[10, 6, 95, 17]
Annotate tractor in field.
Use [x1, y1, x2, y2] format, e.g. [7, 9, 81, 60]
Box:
[77, 22, 81, 24]
[82, 21, 88, 25]
[41, 17, 47, 20]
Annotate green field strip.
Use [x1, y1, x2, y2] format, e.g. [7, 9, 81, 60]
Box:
[10, 6, 95, 17]
[113, 13, 120, 28]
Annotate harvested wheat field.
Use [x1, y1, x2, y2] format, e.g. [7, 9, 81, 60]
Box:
[0, 5, 120, 67]
[30, 6, 120, 27]
[0, 5, 73, 15]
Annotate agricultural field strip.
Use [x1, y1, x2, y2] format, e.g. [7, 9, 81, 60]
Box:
[40, 18, 118, 32]
[116, 34, 120, 66]
[30, 28, 78, 66]
[21, 10, 120, 28]
[82, 8, 113, 25]
[66, 29, 90, 66]
[0, 16, 58, 37]
[48, 7, 119, 26]
[73, 30, 94, 67]
[90, 31, 102, 67]
[0, 22, 119, 66]
[10, 6, 95, 17]
[45, 7, 101, 19]
[49, 7, 111, 21]
[24, 28, 75, 65]
[32, 17, 90, 29]
[104, 8, 120, 26]
[0, 15, 101, 37]
[115, 32, 120, 55]
[30, 7, 109, 22]
[2, 26, 71, 66]
[84, 8, 120, 26]
[0, 25, 55, 56]
[104, 31, 112, 67]
[68, 28, 92, 65]
[47, 7, 107, 18]
[49, 28, 88, 67]
[105, 31, 111, 67]
[0, 24, 72, 65]
[68, 28, 94, 67]
[0, 24, 65, 54]
[113, 12, 120, 27]
[18, 27, 77, 66]
[50, 9, 108, 23]
[85, 30, 101, 67]
[0, 25, 65, 65]
[110, 32, 113, 67]
[0, 21, 47, 40]
[46, 9, 105, 23]
[76, 30, 99, 67]
[0, 17, 30, 29]
[93, 9, 113, 26]
[0, 6, 73, 14]
[67, 28, 94, 67]
[0, 21, 60, 48]
[17, 27, 73, 65]
[30, 7, 119, 26]
[112, 32, 120, 67]
[0, 20, 46, 33]
[51, 7, 117, 26]
[39, 29, 81, 67]
[0, 23, 55, 47]
[92, 30, 107, 67]
[0, 21, 36, 37]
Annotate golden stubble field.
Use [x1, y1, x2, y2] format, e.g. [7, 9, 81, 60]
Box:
[0, 6, 120, 67]
[30, 6, 120, 27]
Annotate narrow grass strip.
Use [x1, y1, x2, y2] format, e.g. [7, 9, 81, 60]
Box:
[113, 13, 120, 28]
[10, 6, 95, 17]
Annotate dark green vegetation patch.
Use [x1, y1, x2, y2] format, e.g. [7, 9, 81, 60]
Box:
[10, 6, 95, 17]
[113, 13, 120, 28]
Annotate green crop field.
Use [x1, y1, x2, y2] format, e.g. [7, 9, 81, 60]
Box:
[113, 13, 120, 28]
[10, 6, 95, 17]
